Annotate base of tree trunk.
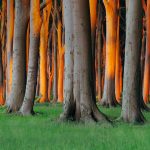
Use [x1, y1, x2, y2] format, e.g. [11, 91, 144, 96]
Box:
[6, 103, 21, 113]
[140, 101, 150, 112]
[100, 97, 118, 108]
[19, 98, 35, 116]
[59, 101, 111, 124]
[120, 112, 145, 124]
[19, 108, 35, 116]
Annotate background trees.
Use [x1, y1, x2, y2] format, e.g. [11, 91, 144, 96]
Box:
[0, 0, 149, 124]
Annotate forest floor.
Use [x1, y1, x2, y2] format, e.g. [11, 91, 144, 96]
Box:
[0, 103, 150, 150]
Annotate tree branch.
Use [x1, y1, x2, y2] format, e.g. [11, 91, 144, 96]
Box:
[142, 0, 147, 14]
[40, 0, 51, 11]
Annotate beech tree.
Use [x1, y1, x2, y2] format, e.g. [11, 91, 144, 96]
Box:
[7, 0, 30, 112]
[121, 0, 145, 123]
[143, 0, 150, 103]
[6, 0, 14, 104]
[39, 0, 52, 103]
[60, 0, 109, 123]
[0, 0, 6, 105]
[20, 0, 42, 115]
[101, 0, 119, 107]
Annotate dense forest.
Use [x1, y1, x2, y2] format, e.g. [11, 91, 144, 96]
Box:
[0, 0, 149, 125]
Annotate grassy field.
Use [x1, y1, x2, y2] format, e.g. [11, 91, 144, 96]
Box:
[0, 103, 150, 150]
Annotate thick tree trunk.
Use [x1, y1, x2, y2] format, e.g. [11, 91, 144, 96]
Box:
[20, 0, 42, 115]
[121, 0, 145, 123]
[7, 0, 30, 112]
[101, 0, 118, 107]
[60, 0, 109, 123]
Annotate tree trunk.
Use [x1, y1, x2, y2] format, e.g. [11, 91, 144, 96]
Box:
[7, 0, 30, 112]
[96, 1, 103, 101]
[89, 0, 97, 99]
[115, 0, 122, 102]
[121, 0, 145, 123]
[52, 0, 58, 103]
[143, 1, 150, 103]
[57, 18, 65, 103]
[60, 0, 109, 123]
[39, 0, 52, 103]
[101, 0, 118, 107]
[20, 0, 42, 115]
[6, 0, 14, 105]
[0, 0, 7, 105]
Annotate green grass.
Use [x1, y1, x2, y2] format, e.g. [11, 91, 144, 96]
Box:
[0, 104, 150, 150]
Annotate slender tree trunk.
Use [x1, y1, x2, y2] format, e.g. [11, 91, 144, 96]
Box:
[52, 0, 58, 103]
[39, 0, 52, 103]
[0, 0, 7, 105]
[60, 0, 109, 123]
[89, 0, 97, 98]
[6, 0, 14, 105]
[0, 41, 4, 105]
[20, 0, 42, 115]
[115, 1, 122, 102]
[101, 0, 118, 107]
[121, 0, 145, 123]
[58, 18, 65, 103]
[143, 1, 150, 103]
[7, 0, 30, 112]
[26, 24, 30, 72]
[97, 1, 103, 101]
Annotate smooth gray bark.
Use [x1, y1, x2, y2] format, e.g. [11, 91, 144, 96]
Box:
[7, 0, 30, 112]
[121, 0, 145, 123]
[60, 0, 109, 123]
[20, 0, 41, 115]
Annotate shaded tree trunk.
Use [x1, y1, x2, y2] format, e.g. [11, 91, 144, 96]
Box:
[6, 0, 14, 105]
[7, 0, 30, 112]
[96, 1, 103, 101]
[52, 0, 58, 103]
[121, 0, 145, 123]
[20, 0, 42, 115]
[0, 0, 7, 105]
[143, 1, 150, 103]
